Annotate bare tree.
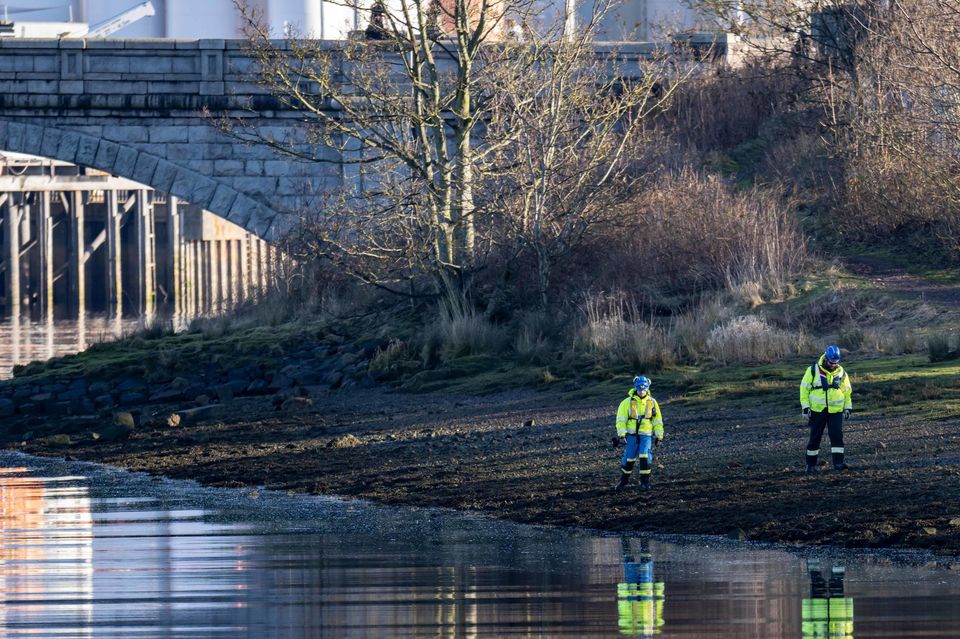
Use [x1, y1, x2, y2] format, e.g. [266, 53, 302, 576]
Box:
[831, 0, 960, 250]
[485, 19, 688, 307]
[229, 0, 696, 309]
[230, 0, 550, 306]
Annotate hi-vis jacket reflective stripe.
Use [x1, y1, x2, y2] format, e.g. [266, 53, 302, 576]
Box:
[616, 388, 664, 438]
[800, 355, 853, 414]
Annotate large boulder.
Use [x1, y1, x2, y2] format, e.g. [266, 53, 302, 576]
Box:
[88, 381, 111, 395]
[94, 422, 134, 443]
[214, 384, 234, 403]
[115, 378, 147, 393]
[118, 391, 146, 405]
[148, 389, 183, 403]
[113, 411, 137, 428]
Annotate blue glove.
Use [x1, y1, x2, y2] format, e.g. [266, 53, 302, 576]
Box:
[843, 409, 852, 419]
[802, 408, 811, 418]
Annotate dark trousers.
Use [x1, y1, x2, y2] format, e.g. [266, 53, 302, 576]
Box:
[805, 410, 844, 467]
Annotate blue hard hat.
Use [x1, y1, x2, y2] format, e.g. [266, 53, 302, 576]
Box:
[825, 345, 841, 363]
[633, 375, 651, 392]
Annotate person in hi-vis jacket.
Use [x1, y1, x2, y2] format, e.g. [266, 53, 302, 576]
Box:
[802, 558, 854, 639]
[617, 538, 665, 636]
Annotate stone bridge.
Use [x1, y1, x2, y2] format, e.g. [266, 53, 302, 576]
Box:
[0, 38, 336, 240]
[0, 38, 675, 241]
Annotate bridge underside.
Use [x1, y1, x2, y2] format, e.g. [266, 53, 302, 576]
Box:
[0, 156, 280, 322]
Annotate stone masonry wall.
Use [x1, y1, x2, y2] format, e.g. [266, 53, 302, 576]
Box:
[0, 38, 662, 240]
[0, 38, 343, 240]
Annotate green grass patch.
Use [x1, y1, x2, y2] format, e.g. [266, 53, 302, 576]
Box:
[8, 321, 327, 386]
[843, 244, 960, 281]
[666, 354, 960, 416]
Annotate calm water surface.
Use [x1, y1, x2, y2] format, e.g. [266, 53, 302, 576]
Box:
[0, 317, 149, 379]
[0, 452, 958, 638]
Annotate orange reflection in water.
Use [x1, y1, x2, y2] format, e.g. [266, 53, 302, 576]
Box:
[0, 467, 94, 636]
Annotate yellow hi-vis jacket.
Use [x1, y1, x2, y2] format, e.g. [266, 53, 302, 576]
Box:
[616, 388, 664, 438]
[618, 580, 665, 635]
[802, 596, 854, 639]
[800, 355, 853, 414]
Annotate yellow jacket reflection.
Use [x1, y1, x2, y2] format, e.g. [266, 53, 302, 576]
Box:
[617, 540, 665, 636]
[802, 559, 854, 639]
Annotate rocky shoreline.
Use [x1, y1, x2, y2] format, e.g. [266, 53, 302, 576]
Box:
[0, 328, 384, 445]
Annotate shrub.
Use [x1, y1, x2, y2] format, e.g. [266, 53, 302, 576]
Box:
[634, 171, 807, 299]
[928, 333, 960, 363]
[514, 328, 552, 365]
[434, 309, 507, 362]
[668, 298, 732, 361]
[838, 325, 865, 351]
[369, 339, 421, 380]
[706, 315, 798, 364]
[775, 286, 936, 333]
[576, 294, 673, 370]
[512, 311, 563, 365]
[861, 328, 924, 355]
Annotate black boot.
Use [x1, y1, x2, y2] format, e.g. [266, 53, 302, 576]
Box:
[832, 452, 849, 471]
[614, 473, 630, 493]
[639, 474, 651, 490]
[805, 464, 818, 474]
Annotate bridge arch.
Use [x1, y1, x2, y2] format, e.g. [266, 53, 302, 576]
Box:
[0, 120, 278, 239]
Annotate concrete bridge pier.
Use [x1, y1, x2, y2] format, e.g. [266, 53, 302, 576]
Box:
[135, 190, 156, 320]
[1, 171, 279, 324]
[2, 195, 22, 320]
[69, 192, 85, 320]
[39, 192, 54, 323]
[106, 190, 123, 319]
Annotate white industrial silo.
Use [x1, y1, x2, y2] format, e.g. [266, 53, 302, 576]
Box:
[165, 0, 239, 38]
[266, 0, 359, 39]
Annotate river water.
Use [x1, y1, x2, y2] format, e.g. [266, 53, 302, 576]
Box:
[0, 317, 146, 380]
[0, 452, 958, 638]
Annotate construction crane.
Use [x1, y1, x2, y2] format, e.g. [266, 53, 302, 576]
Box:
[0, 1, 156, 38]
[86, 1, 156, 38]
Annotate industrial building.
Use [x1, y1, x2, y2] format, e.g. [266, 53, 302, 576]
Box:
[0, 0, 707, 41]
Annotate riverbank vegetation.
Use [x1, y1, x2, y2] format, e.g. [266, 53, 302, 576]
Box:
[6, 0, 960, 415]
[224, 0, 960, 383]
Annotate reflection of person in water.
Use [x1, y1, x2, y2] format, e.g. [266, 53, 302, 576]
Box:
[802, 558, 854, 639]
[617, 538, 665, 636]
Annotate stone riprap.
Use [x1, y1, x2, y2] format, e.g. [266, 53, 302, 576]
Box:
[0, 333, 385, 443]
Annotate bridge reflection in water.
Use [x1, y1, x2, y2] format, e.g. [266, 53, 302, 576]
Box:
[0, 455, 959, 638]
[0, 153, 283, 325]
[0, 316, 141, 379]
[0, 466, 93, 634]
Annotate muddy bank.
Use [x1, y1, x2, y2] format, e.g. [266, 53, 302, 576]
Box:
[8, 386, 960, 557]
